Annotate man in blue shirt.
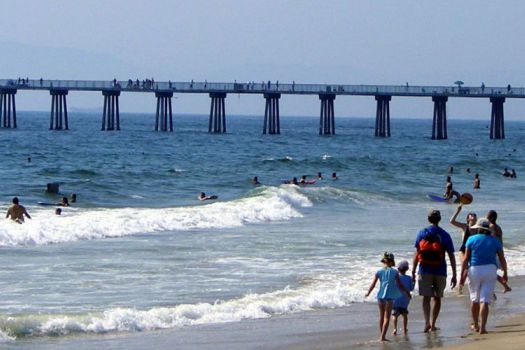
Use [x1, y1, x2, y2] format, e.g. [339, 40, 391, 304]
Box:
[412, 209, 457, 333]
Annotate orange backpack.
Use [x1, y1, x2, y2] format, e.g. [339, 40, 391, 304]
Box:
[417, 231, 445, 267]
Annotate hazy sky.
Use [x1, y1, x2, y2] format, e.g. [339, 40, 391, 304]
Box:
[1, 0, 525, 120]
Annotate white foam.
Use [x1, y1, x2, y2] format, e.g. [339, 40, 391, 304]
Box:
[0, 263, 369, 339]
[0, 186, 311, 247]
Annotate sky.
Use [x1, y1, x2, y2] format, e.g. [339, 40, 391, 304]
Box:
[1, 0, 525, 120]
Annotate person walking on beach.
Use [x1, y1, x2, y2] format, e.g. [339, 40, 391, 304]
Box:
[412, 209, 457, 333]
[460, 218, 508, 334]
[365, 252, 411, 342]
[450, 205, 477, 293]
[486, 210, 511, 293]
[5, 197, 31, 224]
[391, 260, 414, 336]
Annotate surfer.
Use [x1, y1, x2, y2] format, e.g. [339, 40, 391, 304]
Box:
[5, 197, 31, 224]
[444, 176, 460, 202]
[198, 192, 217, 201]
[502, 168, 511, 177]
[251, 176, 261, 185]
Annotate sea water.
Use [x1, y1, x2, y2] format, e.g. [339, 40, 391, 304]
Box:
[0, 112, 523, 342]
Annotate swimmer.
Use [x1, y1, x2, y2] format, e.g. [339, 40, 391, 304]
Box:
[474, 173, 480, 189]
[502, 168, 511, 177]
[466, 168, 471, 173]
[55, 208, 62, 215]
[291, 177, 298, 185]
[332, 172, 338, 180]
[5, 197, 31, 224]
[198, 192, 217, 201]
[70, 193, 77, 203]
[251, 176, 261, 185]
[59, 197, 70, 207]
[510, 169, 517, 178]
[317, 172, 323, 180]
[299, 175, 307, 184]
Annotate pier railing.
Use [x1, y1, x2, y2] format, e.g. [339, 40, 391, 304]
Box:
[1, 79, 524, 98]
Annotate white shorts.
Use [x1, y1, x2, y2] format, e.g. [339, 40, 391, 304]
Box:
[468, 264, 497, 304]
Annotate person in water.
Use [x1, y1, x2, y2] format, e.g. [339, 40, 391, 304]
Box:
[251, 176, 261, 185]
[59, 197, 70, 207]
[332, 172, 338, 180]
[70, 193, 77, 203]
[55, 208, 62, 215]
[317, 172, 323, 180]
[444, 176, 460, 202]
[6, 197, 31, 224]
[299, 175, 307, 184]
[474, 174, 480, 189]
[510, 169, 517, 178]
[198, 192, 217, 201]
[290, 177, 298, 185]
[502, 168, 511, 177]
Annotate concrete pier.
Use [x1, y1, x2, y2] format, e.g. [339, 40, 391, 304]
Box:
[490, 97, 505, 139]
[319, 94, 335, 135]
[0, 88, 17, 128]
[263, 93, 281, 134]
[375, 95, 391, 137]
[155, 91, 173, 132]
[432, 96, 448, 140]
[209, 92, 226, 133]
[101, 90, 120, 131]
[49, 89, 69, 130]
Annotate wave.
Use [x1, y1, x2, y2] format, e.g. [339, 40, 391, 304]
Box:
[0, 186, 311, 247]
[0, 263, 370, 340]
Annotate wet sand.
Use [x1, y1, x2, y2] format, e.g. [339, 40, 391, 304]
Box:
[6, 277, 524, 350]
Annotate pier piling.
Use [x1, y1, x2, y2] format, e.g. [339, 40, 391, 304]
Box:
[208, 92, 227, 133]
[155, 91, 173, 131]
[490, 97, 505, 139]
[49, 89, 69, 130]
[432, 96, 448, 140]
[263, 93, 281, 134]
[319, 94, 336, 135]
[101, 90, 120, 131]
[0, 89, 17, 128]
[375, 95, 391, 137]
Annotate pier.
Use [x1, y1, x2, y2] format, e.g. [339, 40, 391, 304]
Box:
[1, 78, 523, 139]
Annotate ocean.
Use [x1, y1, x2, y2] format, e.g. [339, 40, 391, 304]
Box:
[0, 112, 524, 345]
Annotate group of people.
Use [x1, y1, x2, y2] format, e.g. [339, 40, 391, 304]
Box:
[502, 168, 517, 178]
[5, 193, 77, 223]
[366, 207, 509, 342]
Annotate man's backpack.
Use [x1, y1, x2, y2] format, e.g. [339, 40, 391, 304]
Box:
[417, 230, 445, 266]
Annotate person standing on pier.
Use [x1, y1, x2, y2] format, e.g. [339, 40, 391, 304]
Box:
[412, 209, 457, 333]
[6, 197, 31, 224]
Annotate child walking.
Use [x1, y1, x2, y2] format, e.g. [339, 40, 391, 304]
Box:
[365, 252, 411, 342]
[391, 260, 414, 335]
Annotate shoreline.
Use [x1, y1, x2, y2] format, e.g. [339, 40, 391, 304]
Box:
[7, 276, 524, 350]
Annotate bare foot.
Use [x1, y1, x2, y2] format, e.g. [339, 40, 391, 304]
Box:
[424, 325, 431, 333]
[380, 338, 390, 343]
[504, 285, 512, 293]
[470, 323, 479, 332]
[430, 326, 440, 332]
[392, 329, 397, 335]
[479, 329, 488, 334]
[403, 329, 408, 335]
